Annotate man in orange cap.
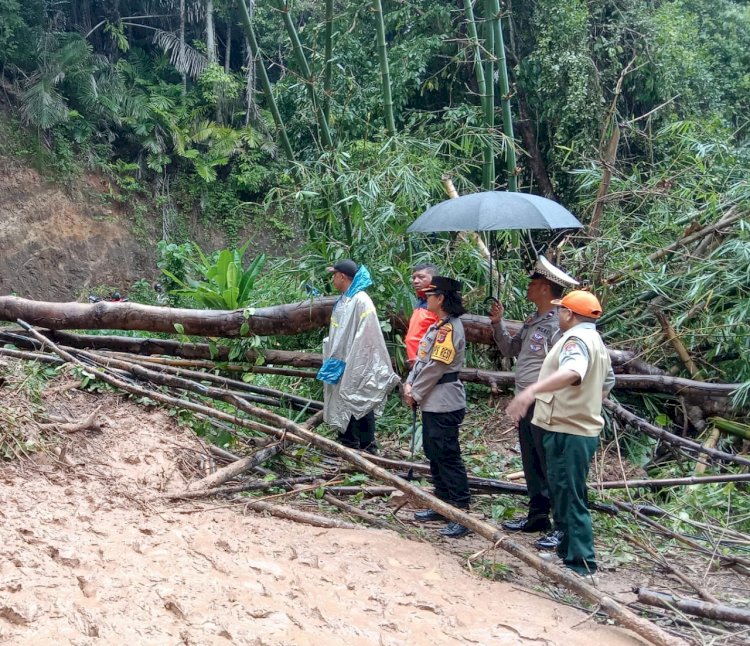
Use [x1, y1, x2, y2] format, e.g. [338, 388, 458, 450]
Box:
[506, 290, 614, 580]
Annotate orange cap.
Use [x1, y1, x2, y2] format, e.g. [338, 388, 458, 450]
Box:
[551, 290, 603, 318]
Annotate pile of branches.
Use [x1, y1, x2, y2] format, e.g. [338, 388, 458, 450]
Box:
[1, 317, 749, 645]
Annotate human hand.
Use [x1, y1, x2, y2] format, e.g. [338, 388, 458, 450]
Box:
[506, 390, 534, 423]
[403, 384, 414, 407]
[488, 301, 504, 324]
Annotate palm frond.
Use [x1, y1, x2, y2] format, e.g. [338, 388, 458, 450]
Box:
[152, 29, 208, 80]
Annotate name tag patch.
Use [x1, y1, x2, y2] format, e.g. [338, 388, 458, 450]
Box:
[431, 324, 456, 365]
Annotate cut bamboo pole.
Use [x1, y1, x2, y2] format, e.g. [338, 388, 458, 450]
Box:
[623, 534, 719, 604]
[604, 400, 750, 468]
[653, 309, 700, 378]
[241, 498, 358, 530]
[635, 588, 750, 626]
[190, 443, 283, 490]
[605, 208, 747, 285]
[322, 493, 397, 532]
[694, 428, 720, 476]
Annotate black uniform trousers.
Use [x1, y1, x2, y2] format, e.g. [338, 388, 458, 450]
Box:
[422, 409, 470, 509]
[519, 404, 551, 520]
[339, 411, 376, 449]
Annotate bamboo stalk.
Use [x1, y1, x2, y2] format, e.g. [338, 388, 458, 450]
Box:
[694, 428, 720, 476]
[653, 309, 700, 378]
[462, 0, 491, 188]
[102, 352, 322, 411]
[604, 207, 747, 285]
[236, 0, 295, 160]
[190, 443, 284, 490]
[323, 0, 334, 124]
[272, 0, 352, 242]
[241, 498, 358, 530]
[440, 177, 498, 285]
[483, 0, 495, 189]
[487, 0, 517, 190]
[0, 347, 63, 364]
[604, 400, 750, 468]
[372, 0, 396, 136]
[588, 58, 634, 239]
[274, 0, 331, 146]
[162, 475, 321, 500]
[18, 321, 685, 645]
[322, 493, 397, 531]
[612, 500, 750, 571]
[711, 417, 750, 441]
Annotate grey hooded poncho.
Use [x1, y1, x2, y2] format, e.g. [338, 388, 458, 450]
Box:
[317, 267, 399, 431]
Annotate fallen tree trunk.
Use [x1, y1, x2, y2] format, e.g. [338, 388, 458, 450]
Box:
[0, 299, 687, 377]
[18, 320, 684, 646]
[3, 330, 740, 405]
[0, 295, 337, 337]
[635, 588, 750, 626]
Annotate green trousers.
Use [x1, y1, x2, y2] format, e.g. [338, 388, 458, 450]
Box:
[541, 429, 599, 575]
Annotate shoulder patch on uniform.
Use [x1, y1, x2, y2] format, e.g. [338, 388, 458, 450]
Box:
[431, 324, 456, 365]
[563, 338, 580, 353]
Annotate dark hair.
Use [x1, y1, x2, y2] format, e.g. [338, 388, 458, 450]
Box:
[441, 291, 466, 317]
[413, 263, 439, 276]
[548, 282, 564, 299]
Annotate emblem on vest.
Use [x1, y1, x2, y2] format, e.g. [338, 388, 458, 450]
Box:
[431, 324, 456, 365]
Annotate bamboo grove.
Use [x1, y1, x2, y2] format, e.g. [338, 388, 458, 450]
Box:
[0, 5, 748, 456]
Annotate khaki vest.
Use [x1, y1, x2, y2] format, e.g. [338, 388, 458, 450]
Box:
[532, 325, 611, 437]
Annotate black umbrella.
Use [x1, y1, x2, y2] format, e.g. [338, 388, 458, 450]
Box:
[408, 191, 582, 300]
[407, 191, 583, 233]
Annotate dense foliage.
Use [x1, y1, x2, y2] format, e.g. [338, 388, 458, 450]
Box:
[0, 0, 748, 403]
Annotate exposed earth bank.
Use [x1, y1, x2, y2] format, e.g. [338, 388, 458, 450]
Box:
[0, 387, 647, 646]
[0, 156, 156, 301]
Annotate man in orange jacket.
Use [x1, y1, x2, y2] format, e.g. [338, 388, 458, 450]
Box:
[404, 263, 440, 368]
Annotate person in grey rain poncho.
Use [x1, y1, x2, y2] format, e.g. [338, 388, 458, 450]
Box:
[316, 260, 400, 453]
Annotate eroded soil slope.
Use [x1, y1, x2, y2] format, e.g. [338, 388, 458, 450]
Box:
[0, 156, 155, 300]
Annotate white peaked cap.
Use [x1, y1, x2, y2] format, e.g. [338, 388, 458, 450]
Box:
[531, 256, 579, 288]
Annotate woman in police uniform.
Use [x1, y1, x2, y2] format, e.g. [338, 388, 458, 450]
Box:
[403, 277, 470, 538]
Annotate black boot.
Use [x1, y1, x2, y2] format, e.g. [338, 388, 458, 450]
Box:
[360, 442, 379, 455]
[414, 509, 446, 522]
[502, 515, 551, 533]
[440, 522, 471, 538]
[535, 530, 564, 550]
[336, 433, 360, 449]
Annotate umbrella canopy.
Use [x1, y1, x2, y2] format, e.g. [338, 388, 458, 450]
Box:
[408, 191, 583, 232]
